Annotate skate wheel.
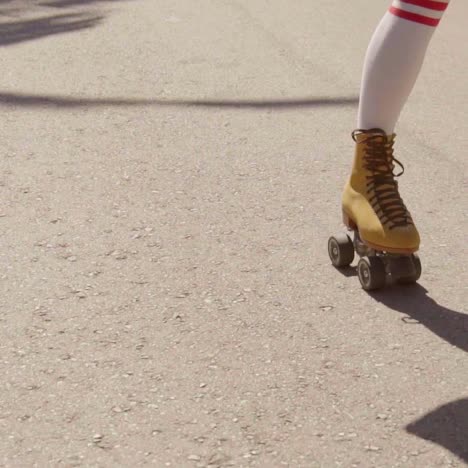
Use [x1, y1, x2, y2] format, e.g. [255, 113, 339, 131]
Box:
[357, 256, 386, 291]
[398, 254, 422, 285]
[328, 233, 355, 268]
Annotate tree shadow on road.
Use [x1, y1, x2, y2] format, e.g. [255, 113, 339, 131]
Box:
[0, 0, 128, 45]
[0, 90, 359, 109]
[406, 398, 468, 464]
[0, 13, 102, 45]
[39, 0, 123, 7]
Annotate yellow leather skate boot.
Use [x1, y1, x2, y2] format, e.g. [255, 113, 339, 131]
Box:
[342, 129, 420, 253]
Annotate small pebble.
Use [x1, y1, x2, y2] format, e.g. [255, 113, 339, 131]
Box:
[365, 445, 381, 452]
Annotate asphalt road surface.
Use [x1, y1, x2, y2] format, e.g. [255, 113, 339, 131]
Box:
[1, 1, 467, 466]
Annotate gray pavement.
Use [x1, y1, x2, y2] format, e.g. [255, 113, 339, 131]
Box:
[0, 0, 467, 466]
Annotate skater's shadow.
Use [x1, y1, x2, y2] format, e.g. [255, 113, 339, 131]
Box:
[341, 271, 468, 461]
[370, 284, 468, 354]
[374, 285, 468, 462]
[406, 398, 468, 463]
[333, 265, 357, 278]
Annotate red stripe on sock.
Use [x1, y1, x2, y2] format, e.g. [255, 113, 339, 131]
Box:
[389, 6, 441, 26]
[400, 0, 448, 11]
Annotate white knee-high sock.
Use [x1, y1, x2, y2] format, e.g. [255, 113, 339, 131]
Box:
[357, 0, 450, 134]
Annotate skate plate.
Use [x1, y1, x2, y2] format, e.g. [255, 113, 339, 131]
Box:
[328, 230, 421, 291]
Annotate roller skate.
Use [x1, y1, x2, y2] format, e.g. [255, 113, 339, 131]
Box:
[328, 129, 421, 291]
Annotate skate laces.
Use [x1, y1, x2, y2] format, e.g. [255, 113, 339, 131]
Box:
[352, 129, 413, 230]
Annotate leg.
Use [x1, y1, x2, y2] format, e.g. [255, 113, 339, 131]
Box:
[342, 0, 451, 253]
[358, 0, 451, 133]
[332, 1, 451, 289]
